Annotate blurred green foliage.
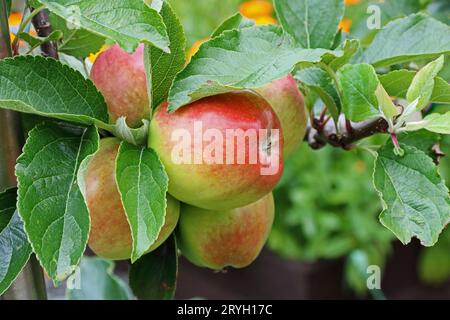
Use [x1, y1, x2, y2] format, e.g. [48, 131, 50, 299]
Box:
[269, 142, 394, 294]
[270, 142, 392, 260]
[418, 134, 450, 286]
[168, 0, 243, 47]
[344, 0, 444, 47]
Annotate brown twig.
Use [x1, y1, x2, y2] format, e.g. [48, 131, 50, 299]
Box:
[31, 9, 58, 59]
[306, 117, 389, 150]
[0, 0, 12, 59]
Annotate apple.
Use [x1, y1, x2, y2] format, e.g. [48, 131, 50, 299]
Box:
[84, 138, 180, 260]
[90, 44, 149, 128]
[177, 192, 275, 270]
[149, 91, 283, 211]
[255, 74, 307, 157]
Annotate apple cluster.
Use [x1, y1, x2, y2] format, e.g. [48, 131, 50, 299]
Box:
[88, 44, 307, 270]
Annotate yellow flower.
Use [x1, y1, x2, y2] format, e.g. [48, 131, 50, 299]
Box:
[254, 15, 277, 25]
[344, 0, 361, 5]
[88, 44, 109, 63]
[187, 38, 208, 61]
[240, 0, 273, 19]
[339, 19, 352, 33]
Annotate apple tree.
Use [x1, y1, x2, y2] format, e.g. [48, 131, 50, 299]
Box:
[0, 0, 449, 299]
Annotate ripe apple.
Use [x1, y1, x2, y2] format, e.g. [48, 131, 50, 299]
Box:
[177, 193, 275, 270]
[149, 91, 283, 211]
[90, 44, 149, 128]
[84, 138, 180, 260]
[255, 74, 307, 157]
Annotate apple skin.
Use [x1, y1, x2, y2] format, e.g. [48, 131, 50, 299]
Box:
[85, 138, 180, 260]
[255, 74, 307, 158]
[149, 91, 283, 211]
[90, 44, 149, 128]
[177, 193, 275, 270]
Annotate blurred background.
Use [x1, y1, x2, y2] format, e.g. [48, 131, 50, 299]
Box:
[6, 0, 450, 299]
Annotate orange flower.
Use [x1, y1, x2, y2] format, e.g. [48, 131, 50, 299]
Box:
[88, 44, 109, 63]
[8, 12, 22, 27]
[187, 38, 208, 61]
[344, 0, 361, 5]
[339, 19, 352, 33]
[240, 0, 273, 19]
[254, 15, 277, 25]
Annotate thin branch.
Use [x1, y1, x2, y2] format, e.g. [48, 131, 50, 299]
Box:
[306, 117, 389, 150]
[0, 0, 12, 58]
[0, 0, 47, 300]
[31, 8, 58, 59]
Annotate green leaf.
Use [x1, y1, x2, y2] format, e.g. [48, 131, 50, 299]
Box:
[168, 25, 343, 112]
[375, 84, 399, 119]
[66, 257, 132, 300]
[58, 53, 90, 78]
[274, 0, 344, 49]
[167, 0, 241, 48]
[422, 112, 450, 134]
[432, 77, 450, 104]
[294, 67, 340, 122]
[211, 13, 255, 38]
[407, 55, 445, 110]
[0, 210, 32, 295]
[16, 123, 99, 282]
[374, 143, 450, 246]
[0, 55, 109, 126]
[361, 14, 450, 67]
[49, 13, 105, 58]
[129, 235, 177, 300]
[17, 30, 63, 51]
[379, 69, 450, 104]
[0, 187, 17, 231]
[5, 0, 11, 16]
[406, 112, 450, 134]
[0, 188, 32, 295]
[379, 70, 418, 98]
[108, 117, 149, 146]
[398, 130, 440, 158]
[429, 0, 450, 25]
[338, 64, 380, 122]
[116, 142, 168, 262]
[38, 0, 169, 53]
[379, 0, 423, 24]
[328, 39, 360, 71]
[146, 1, 186, 110]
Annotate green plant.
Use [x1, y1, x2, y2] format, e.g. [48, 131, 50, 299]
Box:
[269, 141, 393, 295]
[0, 0, 449, 300]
